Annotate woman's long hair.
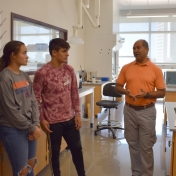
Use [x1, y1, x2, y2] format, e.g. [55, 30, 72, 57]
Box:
[0, 41, 25, 72]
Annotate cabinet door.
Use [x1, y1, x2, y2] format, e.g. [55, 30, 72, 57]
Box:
[0, 158, 1, 176]
[46, 137, 67, 167]
[164, 92, 176, 123]
[0, 132, 48, 176]
[1, 143, 12, 176]
[166, 130, 172, 175]
[46, 139, 49, 165]
[85, 85, 102, 117]
[0, 142, 2, 176]
[170, 132, 176, 176]
[34, 130, 47, 175]
[165, 92, 176, 102]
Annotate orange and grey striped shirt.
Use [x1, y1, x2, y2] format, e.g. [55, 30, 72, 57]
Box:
[0, 68, 40, 133]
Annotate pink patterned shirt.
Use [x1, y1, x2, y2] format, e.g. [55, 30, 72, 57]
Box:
[33, 63, 80, 124]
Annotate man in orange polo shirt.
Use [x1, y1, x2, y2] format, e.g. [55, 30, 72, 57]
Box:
[116, 39, 165, 176]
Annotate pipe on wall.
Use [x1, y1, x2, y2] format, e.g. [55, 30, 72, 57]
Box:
[76, 0, 100, 29]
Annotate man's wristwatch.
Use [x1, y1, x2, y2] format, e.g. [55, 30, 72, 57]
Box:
[144, 92, 150, 99]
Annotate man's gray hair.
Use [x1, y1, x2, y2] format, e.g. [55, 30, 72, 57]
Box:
[136, 39, 149, 49]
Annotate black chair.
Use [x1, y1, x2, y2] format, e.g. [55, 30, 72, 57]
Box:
[94, 83, 124, 139]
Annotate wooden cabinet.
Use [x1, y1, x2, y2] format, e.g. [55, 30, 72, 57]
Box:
[0, 132, 48, 176]
[164, 119, 176, 176]
[0, 152, 1, 176]
[170, 132, 176, 176]
[0, 132, 67, 176]
[165, 91, 176, 102]
[0, 142, 12, 176]
[164, 102, 176, 176]
[164, 91, 176, 125]
[83, 82, 107, 117]
[0, 142, 2, 176]
[34, 130, 48, 175]
[34, 135, 67, 174]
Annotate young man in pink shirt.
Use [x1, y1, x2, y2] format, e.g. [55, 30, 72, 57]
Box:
[33, 38, 85, 176]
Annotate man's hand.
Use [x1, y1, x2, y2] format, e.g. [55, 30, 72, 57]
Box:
[40, 120, 53, 133]
[126, 89, 136, 101]
[135, 89, 147, 99]
[75, 116, 82, 130]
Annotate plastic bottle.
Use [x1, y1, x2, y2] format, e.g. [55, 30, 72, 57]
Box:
[92, 77, 96, 83]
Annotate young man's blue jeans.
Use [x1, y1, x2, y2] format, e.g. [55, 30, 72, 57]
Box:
[0, 125, 37, 176]
[48, 117, 86, 176]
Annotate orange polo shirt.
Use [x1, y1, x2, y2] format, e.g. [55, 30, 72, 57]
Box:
[116, 59, 165, 106]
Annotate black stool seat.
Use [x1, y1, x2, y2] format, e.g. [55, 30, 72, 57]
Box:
[96, 100, 120, 108]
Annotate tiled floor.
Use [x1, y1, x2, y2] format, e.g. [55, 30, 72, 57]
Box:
[37, 102, 167, 176]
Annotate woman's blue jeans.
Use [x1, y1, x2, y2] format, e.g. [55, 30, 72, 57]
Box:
[0, 125, 37, 176]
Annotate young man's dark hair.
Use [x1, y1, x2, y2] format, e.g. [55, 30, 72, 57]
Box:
[49, 38, 70, 56]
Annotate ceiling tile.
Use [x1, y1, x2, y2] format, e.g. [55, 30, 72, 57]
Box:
[131, 0, 148, 5]
[169, 0, 176, 4]
[132, 0, 148, 2]
[148, 3, 168, 5]
[131, 2, 148, 5]
[118, 0, 176, 9]
[118, 0, 129, 6]
[148, 1, 169, 5]
[148, 0, 168, 2]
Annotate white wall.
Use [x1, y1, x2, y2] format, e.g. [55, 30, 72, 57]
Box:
[113, 0, 120, 76]
[84, 0, 116, 81]
[0, 0, 84, 71]
[113, 0, 119, 34]
[0, 1, 2, 53]
[0, 0, 4, 55]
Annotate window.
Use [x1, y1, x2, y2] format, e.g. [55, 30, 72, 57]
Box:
[11, 13, 67, 71]
[120, 23, 149, 32]
[118, 17, 176, 72]
[119, 33, 149, 68]
[150, 33, 176, 63]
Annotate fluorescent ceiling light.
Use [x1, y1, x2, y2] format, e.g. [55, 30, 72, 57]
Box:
[127, 15, 169, 18]
[173, 15, 176, 17]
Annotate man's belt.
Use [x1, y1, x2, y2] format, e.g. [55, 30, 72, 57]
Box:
[125, 102, 155, 111]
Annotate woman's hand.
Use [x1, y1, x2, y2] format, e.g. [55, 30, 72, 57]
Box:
[28, 126, 41, 140]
